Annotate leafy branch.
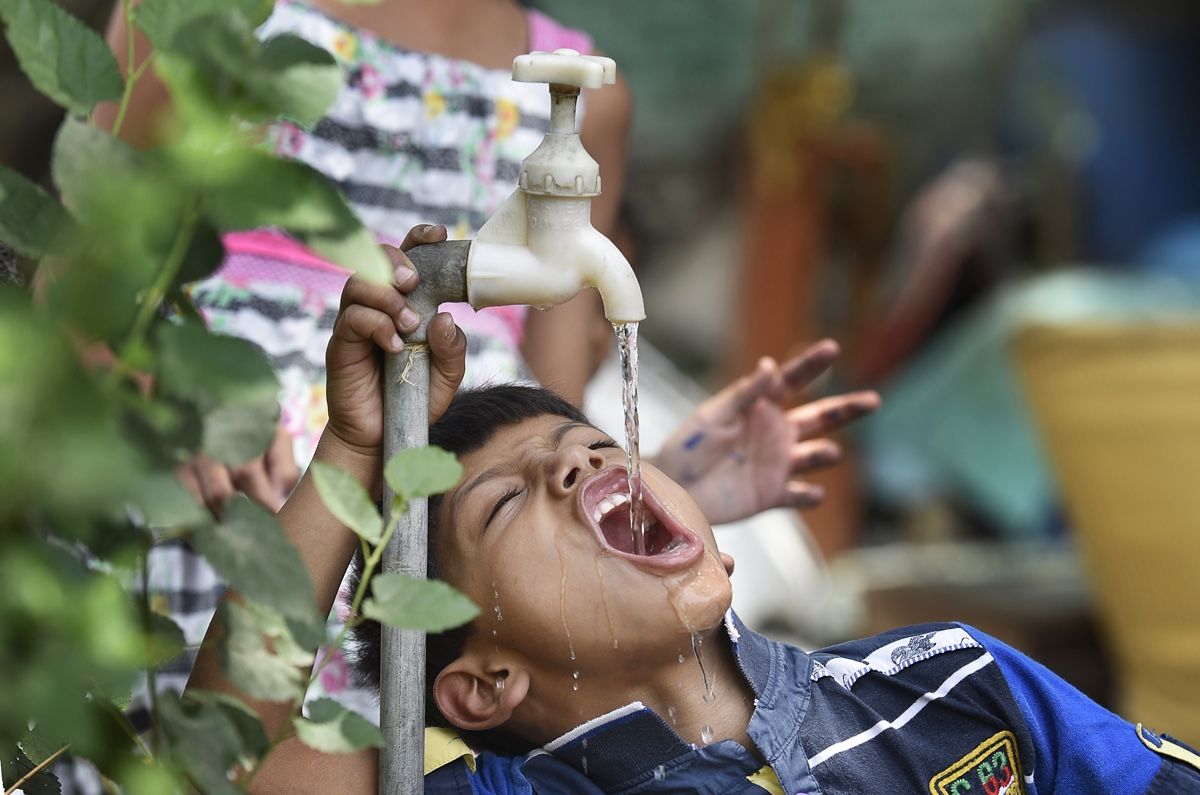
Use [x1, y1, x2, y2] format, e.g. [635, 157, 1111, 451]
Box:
[3, 744, 68, 795]
[0, 0, 478, 791]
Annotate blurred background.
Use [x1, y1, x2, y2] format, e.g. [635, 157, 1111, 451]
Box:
[6, 0, 1200, 745]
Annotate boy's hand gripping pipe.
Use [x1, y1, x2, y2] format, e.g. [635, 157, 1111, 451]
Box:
[380, 51, 644, 794]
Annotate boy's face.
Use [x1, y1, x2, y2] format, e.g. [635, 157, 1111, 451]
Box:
[438, 414, 733, 678]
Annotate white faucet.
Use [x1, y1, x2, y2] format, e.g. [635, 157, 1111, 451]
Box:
[465, 49, 645, 324]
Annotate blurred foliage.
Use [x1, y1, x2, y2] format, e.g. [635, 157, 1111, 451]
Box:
[0, 0, 471, 791]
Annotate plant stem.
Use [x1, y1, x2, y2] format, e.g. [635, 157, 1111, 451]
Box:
[306, 511, 401, 689]
[111, 0, 137, 138]
[3, 745, 69, 795]
[107, 209, 197, 392]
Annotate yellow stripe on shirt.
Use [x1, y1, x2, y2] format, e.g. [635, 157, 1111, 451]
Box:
[424, 727, 477, 775]
[747, 764, 785, 794]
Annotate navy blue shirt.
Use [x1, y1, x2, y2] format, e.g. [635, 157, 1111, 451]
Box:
[426, 614, 1200, 793]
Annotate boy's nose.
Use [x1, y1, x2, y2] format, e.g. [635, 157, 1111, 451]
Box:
[548, 444, 606, 495]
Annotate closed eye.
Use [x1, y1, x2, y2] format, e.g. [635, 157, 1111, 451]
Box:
[588, 438, 620, 451]
[485, 486, 521, 529]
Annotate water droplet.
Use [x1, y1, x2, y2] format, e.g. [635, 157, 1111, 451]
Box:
[653, 765, 666, 781]
[572, 671, 580, 691]
[493, 604, 503, 622]
[667, 706, 678, 726]
[677, 654, 685, 664]
[702, 690, 716, 704]
[700, 725, 714, 745]
[581, 739, 588, 750]
[569, 648, 576, 661]
[495, 677, 505, 691]
[582, 756, 588, 774]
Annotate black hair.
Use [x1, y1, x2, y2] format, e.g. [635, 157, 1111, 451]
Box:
[346, 385, 589, 754]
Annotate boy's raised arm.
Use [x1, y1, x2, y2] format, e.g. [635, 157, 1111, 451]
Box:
[184, 227, 467, 793]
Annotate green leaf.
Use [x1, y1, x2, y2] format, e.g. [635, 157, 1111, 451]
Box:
[134, 0, 271, 51]
[130, 473, 209, 530]
[286, 612, 330, 653]
[202, 400, 281, 467]
[158, 692, 244, 795]
[0, 165, 74, 258]
[156, 321, 279, 465]
[195, 150, 391, 282]
[0, 291, 145, 520]
[191, 497, 317, 625]
[80, 574, 147, 668]
[311, 462, 384, 544]
[384, 446, 463, 503]
[157, 321, 275, 407]
[51, 118, 142, 218]
[145, 611, 187, 667]
[46, 119, 188, 343]
[301, 222, 392, 284]
[159, 10, 340, 126]
[4, 746, 62, 795]
[362, 572, 478, 633]
[113, 759, 186, 795]
[246, 35, 342, 127]
[20, 725, 67, 766]
[186, 690, 269, 759]
[176, 220, 226, 285]
[0, 0, 123, 115]
[219, 601, 311, 701]
[199, 150, 356, 234]
[293, 698, 384, 754]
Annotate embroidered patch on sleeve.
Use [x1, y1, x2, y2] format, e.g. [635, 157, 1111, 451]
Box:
[929, 731, 1025, 795]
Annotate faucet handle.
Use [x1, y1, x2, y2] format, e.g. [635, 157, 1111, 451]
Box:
[513, 49, 616, 90]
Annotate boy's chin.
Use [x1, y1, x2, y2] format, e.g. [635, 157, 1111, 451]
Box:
[660, 551, 733, 636]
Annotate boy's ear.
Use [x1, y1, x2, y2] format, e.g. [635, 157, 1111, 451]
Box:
[433, 655, 531, 732]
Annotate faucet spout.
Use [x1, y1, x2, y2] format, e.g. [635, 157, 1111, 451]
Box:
[466, 192, 645, 323]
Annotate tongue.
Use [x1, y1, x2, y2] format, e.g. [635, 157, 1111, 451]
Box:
[600, 504, 675, 556]
[600, 505, 639, 554]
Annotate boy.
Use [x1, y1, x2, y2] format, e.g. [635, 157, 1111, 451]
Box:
[187, 240, 1200, 794]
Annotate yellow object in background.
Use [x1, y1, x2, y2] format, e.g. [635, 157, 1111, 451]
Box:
[1014, 323, 1200, 747]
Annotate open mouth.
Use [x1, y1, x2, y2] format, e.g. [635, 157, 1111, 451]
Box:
[579, 468, 703, 571]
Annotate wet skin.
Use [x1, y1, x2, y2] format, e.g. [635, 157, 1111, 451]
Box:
[430, 415, 757, 752]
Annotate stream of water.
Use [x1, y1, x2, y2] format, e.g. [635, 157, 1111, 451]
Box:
[614, 322, 648, 555]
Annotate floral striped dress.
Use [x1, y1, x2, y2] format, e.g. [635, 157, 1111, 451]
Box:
[143, 1, 594, 723]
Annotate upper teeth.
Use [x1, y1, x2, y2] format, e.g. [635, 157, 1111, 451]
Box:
[592, 492, 630, 523]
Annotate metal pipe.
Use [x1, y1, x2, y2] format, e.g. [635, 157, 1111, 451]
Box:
[379, 240, 470, 795]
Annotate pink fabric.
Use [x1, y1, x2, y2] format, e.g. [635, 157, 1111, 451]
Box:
[526, 9, 593, 55]
[223, 230, 348, 275]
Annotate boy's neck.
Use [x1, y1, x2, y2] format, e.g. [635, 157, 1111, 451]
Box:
[520, 625, 761, 761]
